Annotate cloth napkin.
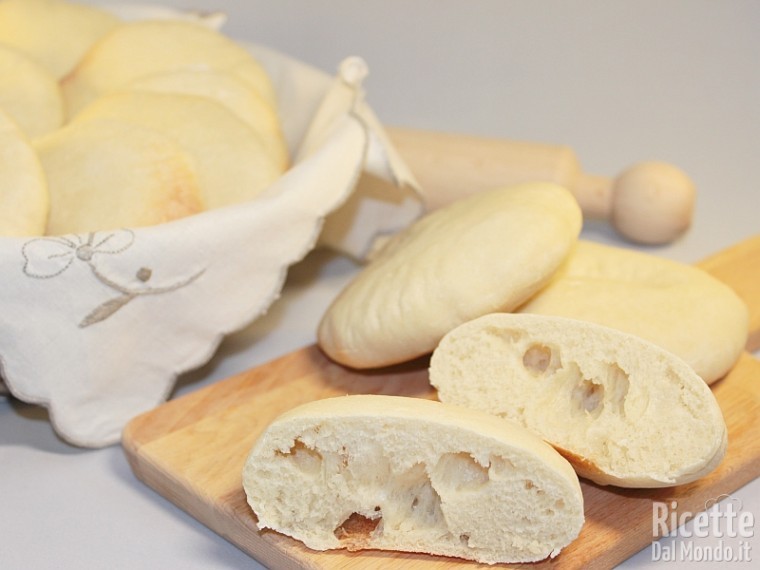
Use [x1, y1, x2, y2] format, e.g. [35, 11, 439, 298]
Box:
[0, 34, 421, 446]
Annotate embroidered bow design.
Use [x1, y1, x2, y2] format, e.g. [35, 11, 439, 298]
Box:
[22, 230, 205, 327]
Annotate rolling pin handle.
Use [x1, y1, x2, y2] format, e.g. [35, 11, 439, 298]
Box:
[572, 172, 612, 220]
[385, 127, 696, 245]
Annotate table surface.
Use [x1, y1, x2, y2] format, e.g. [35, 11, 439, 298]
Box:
[2, 1, 759, 569]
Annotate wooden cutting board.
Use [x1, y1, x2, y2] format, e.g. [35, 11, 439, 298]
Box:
[123, 234, 760, 570]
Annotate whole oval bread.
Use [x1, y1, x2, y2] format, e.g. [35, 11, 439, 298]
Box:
[318, 182, 582, 369]
[243, 395, 585, 564]
[518, 240, 749, 384]
[430, 313, 728, 488]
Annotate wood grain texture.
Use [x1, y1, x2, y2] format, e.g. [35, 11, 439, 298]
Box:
[123, 235, 760, 570]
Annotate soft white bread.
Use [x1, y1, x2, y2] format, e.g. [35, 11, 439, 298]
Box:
[35, 117, 203, 235]
[126, 68, 289, 171]
[62, 19, 278, 118]
[0, 0, 119, 79]
[70, 91, 283, 211]
[243, 395, 585, 564]
[0, 108, 49, 237]
[518, 240, 749, 384]
[0, 43, 63, 138]
[317, 183, 582, 369]
[430, 313, 728, 488]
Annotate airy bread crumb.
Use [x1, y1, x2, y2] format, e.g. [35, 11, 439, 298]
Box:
[430, 313, 728, 488]
[243, 395, 585, 564]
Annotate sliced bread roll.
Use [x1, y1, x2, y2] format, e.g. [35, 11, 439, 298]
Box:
[317, 182, 582, 369]
[243, 395, 585, 564]
[430, 313, 728, 488]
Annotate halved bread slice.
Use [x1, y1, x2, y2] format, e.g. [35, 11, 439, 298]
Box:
[71, 91, 283, 210]
[0, 43, 63, 137]
[429, 313, 728, 488]
[243, 395, 584, 564]
[35, 117, 203, 235]
[0, 0, 119, 79]
[62, 19, 278, 118]
[0, 108, 49, 236]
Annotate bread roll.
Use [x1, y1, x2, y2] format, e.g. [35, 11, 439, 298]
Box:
[0, 0, 119, 79]
[71, 91, 283, 210]
[0, 108, 48, 236]
[243, 395, 585, 564]
[318, 182, 582, 369]
[430, 313, 728, 488]
[517, 240, 749, 384]
[62, 19, 278, 118]
[0, 43, 63, 138]
[36, 117, 203, 235]
[126, 68, 289, 171]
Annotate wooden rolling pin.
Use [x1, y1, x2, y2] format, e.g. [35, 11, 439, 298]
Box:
[386, 127, 696, 245]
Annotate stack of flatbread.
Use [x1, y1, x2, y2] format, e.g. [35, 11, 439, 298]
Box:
[0, 0, 288, 237]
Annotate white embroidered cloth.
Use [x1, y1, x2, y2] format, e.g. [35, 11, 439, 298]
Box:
[0, 44, 421, 447]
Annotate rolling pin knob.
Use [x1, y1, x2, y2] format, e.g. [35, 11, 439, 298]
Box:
[385, 127, 696, 245]
[609, 161, 696, 245]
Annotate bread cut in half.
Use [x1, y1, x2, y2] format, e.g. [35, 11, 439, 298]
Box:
[318, 183, 582, 369]
[430, 313, 728, 488]
[517, 240, 749, 384]
[243, 395, 585, 564]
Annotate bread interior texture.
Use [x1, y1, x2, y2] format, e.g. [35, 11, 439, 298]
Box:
[244, 396, 584, 564]
[430, 314, 728, 488]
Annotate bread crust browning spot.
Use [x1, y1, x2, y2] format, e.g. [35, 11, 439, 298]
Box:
[334, 511, 382, 550]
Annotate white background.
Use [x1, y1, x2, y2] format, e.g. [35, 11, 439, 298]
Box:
[1, 1, 758, 568]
